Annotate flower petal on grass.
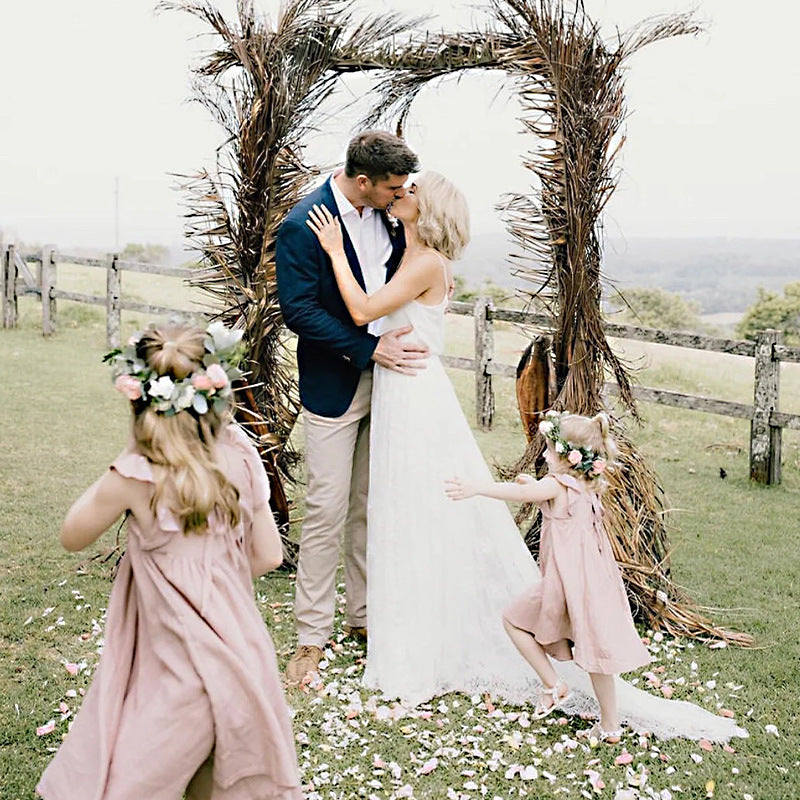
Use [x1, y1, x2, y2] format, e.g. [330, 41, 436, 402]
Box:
[418, 757, 438, 775]
[36, 720, 56, 736]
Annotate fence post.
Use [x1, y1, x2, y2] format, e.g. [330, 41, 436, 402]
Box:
[106, 253, 120, 348]
[750, 329, 782, 485]
[474, 296, 495, 430]
[3, 243, 18, 328]
[41, 244, 56, 336]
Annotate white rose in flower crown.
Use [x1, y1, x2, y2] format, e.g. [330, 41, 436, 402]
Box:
[148, 375, 175, 399]
[539, 421, 554, 435]
[174, 385, 196, 411]
[555, 441, 565, 454]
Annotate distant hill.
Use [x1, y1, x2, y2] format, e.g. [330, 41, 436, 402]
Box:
[456, 234, 800, 314]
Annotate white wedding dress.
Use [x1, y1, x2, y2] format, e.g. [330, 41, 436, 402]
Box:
[363, 261, 747, 742]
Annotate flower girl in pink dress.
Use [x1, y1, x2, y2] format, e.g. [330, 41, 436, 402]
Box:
[37, 323, 302, 800]
[446, 410, 650, 742]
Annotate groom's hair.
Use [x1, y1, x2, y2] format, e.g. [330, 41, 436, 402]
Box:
[345, 131, 419, 182]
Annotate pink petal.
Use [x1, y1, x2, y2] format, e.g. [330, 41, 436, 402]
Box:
[699, 739, 713, 751]
[718, 708, 735, 718]
[64, 663, 79, 676]
[614, 752, 633, 766]
[419, 758, 438, 775]
[36, 720, 56, 736]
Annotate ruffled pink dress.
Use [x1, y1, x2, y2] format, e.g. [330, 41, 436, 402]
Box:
[37, 424, 302, 800]
[503, 473, 650, 675]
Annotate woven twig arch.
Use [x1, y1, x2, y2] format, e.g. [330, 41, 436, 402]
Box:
[165, 0, 749, 643]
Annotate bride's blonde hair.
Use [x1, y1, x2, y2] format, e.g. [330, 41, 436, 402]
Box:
[132, 325, 240, 534]
[414, 171, 470, 261]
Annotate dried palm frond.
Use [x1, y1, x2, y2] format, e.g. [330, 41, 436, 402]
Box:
[161, 0, 424, 564]
[356, 1, 745, 643]
[485, 1, 743, 643]
[163, 0, 746, 643]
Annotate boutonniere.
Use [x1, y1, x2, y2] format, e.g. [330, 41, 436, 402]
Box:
[383, 210, 400, 239]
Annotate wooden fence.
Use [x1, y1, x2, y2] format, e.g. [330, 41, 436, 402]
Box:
[443, 299, 800, 485]
[1, 244, 196, 348]
[4, 245, 799, 484]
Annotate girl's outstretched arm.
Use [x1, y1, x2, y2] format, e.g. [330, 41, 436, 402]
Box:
[444, 474, 561, 505]
[60, 470, 132, 552]
[306, 204, 439, 325]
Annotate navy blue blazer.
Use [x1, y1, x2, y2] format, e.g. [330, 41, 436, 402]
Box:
[276, 178, 406, 417]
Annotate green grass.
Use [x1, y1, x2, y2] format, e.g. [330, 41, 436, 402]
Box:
[2, 288, 800, 799]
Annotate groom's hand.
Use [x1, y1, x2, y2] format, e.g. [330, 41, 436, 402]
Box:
[372, 325, 429, 375]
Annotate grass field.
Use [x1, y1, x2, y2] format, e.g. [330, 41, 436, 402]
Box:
[1, 273, 799, 799]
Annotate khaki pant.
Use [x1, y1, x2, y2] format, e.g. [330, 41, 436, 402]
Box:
[294, 372, 371, 647]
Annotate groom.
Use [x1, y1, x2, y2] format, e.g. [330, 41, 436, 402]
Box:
[276, 130, 427, 685]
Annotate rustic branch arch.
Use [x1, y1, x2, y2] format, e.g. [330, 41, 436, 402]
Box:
[165, 0, 749, 643]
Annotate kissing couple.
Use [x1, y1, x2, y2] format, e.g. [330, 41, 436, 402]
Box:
[274, 130, 744, 742]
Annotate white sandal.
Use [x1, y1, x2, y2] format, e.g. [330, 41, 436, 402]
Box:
[533, 680, 571, 719]
[580, 722, 622, 744]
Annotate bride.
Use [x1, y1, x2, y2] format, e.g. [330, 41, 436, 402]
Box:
[305, 172, 746, 742]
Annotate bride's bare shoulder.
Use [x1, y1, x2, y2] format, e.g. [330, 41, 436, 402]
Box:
[402, 249, 447, 276]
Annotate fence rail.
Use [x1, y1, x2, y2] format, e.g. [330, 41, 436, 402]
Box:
[442, 299, 799, 485]
[1, 245, 197, 345]
[3, 244, 798, 484]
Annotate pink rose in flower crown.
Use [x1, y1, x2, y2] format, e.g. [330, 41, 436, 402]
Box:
[205, 363, 229, 389]
[114, 374, 142, 401]
[591, 458, 607, 475]
[191, 372, 214, 392]
[567, 449, 582, 465]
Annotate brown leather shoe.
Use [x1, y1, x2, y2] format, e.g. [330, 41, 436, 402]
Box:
[285, 645, 324, 685]
[343, 625, 368, 643]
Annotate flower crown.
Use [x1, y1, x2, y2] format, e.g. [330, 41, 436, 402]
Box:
[538, 410, 607, 479]
[103, 322, 245, 416]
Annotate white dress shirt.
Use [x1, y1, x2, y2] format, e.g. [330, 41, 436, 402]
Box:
[329, 175, 393, 336]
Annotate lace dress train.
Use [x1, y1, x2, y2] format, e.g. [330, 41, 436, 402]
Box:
[364, 285, 747, 742]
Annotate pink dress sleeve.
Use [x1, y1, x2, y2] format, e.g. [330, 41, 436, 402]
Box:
[224, 424, 271, 512]
[109, 451, 154, 483]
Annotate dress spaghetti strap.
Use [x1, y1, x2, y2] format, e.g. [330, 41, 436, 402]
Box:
[434, 252, 451, 306]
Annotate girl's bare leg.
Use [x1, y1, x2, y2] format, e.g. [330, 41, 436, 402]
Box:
[589, 672, 620, 732]
[503, 618, 561, 689]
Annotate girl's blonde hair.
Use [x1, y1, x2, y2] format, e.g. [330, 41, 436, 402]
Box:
[132, 325, 240, 534]
[414, 171, 471, 261]
[546, 412, 617, 487]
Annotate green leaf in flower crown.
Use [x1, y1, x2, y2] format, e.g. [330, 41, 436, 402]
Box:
[213, 396, 228, 414]
[102, 349, 122, 363]
[192, 393, 209, 415]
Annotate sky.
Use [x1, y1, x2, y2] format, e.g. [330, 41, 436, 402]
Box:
[1, 0, 798, 251]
